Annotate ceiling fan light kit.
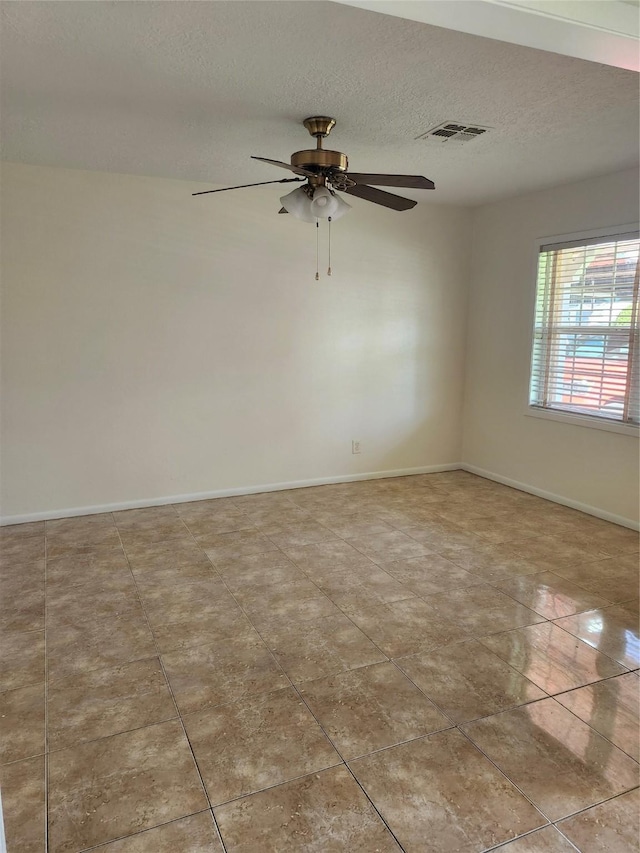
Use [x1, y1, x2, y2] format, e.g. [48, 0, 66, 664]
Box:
[194, 116, 435, 278]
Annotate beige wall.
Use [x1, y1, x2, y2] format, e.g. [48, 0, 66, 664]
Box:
[0, 162, 471, 519]
[463, 167, 640, 525]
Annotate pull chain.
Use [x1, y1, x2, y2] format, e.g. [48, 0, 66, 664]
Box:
[315, 219, 319, 281]
[327, 217, 332, 276]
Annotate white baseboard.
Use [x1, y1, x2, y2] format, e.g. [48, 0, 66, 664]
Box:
[0, 463, 461, 525]
[462, 463, 639, 531]
[3, 461, 637, 531]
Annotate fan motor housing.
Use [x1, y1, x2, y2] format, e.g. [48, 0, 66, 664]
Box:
[291, 149, 348, 173]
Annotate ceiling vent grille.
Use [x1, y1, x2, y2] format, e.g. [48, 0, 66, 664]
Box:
[417, 122, 491, 144]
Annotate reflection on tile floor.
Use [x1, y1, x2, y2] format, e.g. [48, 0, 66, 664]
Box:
[0, 472, 638, 852]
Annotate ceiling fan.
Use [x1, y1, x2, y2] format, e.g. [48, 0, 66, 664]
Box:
[193, 116, 435, 221]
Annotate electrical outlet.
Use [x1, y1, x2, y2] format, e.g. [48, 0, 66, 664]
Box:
[352, 440, 361, 454]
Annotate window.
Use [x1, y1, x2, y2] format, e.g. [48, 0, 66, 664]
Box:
[529, 229, 640, 429]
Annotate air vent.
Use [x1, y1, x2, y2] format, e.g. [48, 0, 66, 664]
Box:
[417, 122, 491, 144]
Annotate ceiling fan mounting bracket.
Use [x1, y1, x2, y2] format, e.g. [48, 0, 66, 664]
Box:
[303, 116, 336, 139]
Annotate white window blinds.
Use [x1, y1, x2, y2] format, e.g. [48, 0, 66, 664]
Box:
[529, 231, 640, 426]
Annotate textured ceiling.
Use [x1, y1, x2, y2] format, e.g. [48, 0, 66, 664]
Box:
[1, 0, 638, 204]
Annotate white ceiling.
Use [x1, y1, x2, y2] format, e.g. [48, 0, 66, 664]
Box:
[337, 1, 640, 70]
[1, 0, 638, 205]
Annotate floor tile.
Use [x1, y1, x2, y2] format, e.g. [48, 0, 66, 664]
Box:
[495, 571, 612, 620]
[90, 811, 224, 852]
[0, 755, 46, 853]
[555, 673, 639, 761]
[174, 496, 242, 516]
[48, 719, 208, 852]
[462, 698, 639, 821]
[183, 687, 340, 804]
[162, 631, 288, 714]
[350, 728, 546, 852]
[151, 609, 256, 654]
[47, 611, 156, 681]
[4, 475, 637, 853]
[284, 540, 375, 582]
[0, 521, 44, 543]
[0, 559, 44, 591]
[46, 513, 115, 534]
[0, 682, 45, 764]
[264, 520, 339, 549]
[0, 630, 45, 691]
[396, 639, 547, 724]
[495, 826, 578, 851]
[113, 506, 179, 525]
[213, 550, 306, 591]
[555, 788, 639, 852]
[234, 577, 340, 629]
[553, 603, 639, 669]
[46, 526, 122, 559]
[118, 519, 193, 551]
[380, 553, 483, 596]
[318, 514, 396, 539]
[183, 510, 255, 538]
[299, 661, 451, 758]
[46, 549, 131, 591]
[0, 579, 44, 632]
[214, 765, 402, 852]
[125, 538, 209, 569]
[345, 597, 467, 658]
[480, 622, 627, 695]
[47, 657, 176, 750]
[451, 512, 541, 544]
[578, 523, 640, 557]
[201, 529, 279, 560]
[138, 577, 234, 628]
[399, 521, 486, 552]
[440, 542, 540, 583]
[422, 584, 545, 637]
[347, 530, 432, 563]
[511, 536, 608, 571]
[316, 567, 415, 611]
[0, 535, 45, 566]
[553, 556, 639, 604]
[132, 556, 218, 596]
[46, 576, 141, 627]
[260, 614, 386, 683]
[247, 505, 312, 528]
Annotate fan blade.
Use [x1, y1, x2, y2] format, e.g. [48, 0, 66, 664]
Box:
[344, 184, 417, 211]
[278, 207, 288, 214]
[192, 177, 304, 196]
[345, 173, 434, 190]
[251, 156, 315, 177]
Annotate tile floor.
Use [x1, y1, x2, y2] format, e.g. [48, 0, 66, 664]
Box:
[0, 471, 638, 852]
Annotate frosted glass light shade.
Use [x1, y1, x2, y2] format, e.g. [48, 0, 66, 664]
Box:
[280, 185, 352, 223]
[309, 186, 336, 218]
[279, 187, 315, 223]
[328, 192, 352, 221]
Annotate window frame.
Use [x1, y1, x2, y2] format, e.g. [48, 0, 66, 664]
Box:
[525, 222, 640, 437]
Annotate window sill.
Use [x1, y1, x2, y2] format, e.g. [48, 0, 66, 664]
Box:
[526, 406, 639, 437]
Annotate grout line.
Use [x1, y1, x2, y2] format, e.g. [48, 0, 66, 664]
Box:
[73, 808, 213, 853]
[454, 725, 554, 824]
[547, 693, 640, 766]
[112, 522, 230, 853]
[480, 824, 581, 852]
[29, 475, 638, 852]
[194, 541, 408, 851]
